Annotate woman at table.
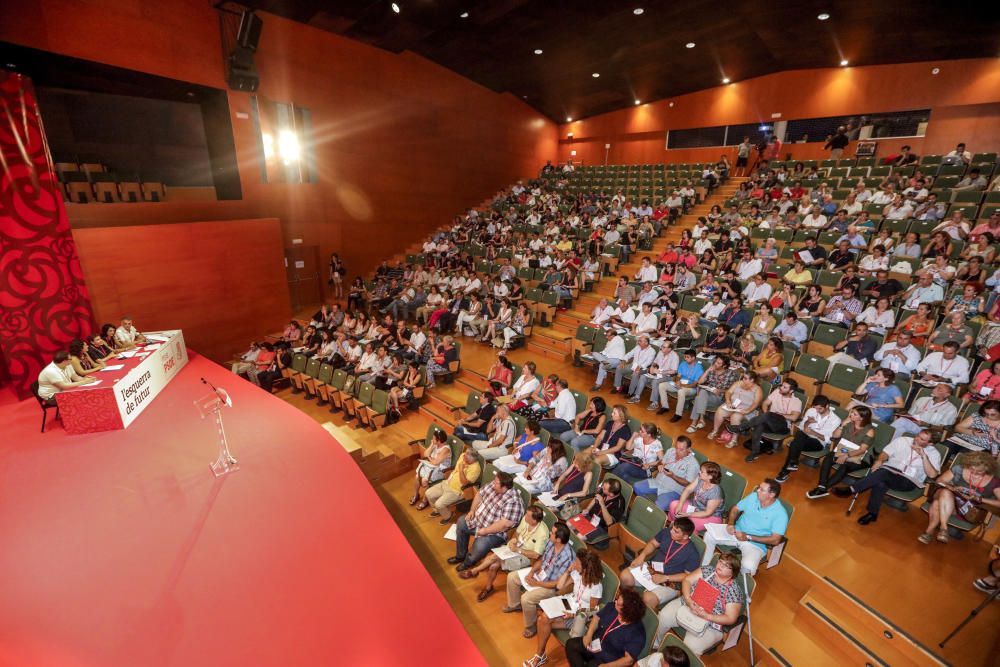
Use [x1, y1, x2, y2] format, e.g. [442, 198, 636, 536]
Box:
[920, 451, 1000, 544]
[87, 334, 117, 364]
[668, 462, 725, 533]
[892, 302, 935, 347]
[100, 323, 129, 353]
[954, 400, 1000, 457]
[410, 429, 452, 508]
[524, 550, 605, 667]
[565, 589, 647, 667]
[68, 339, 105, 376]
[805, 406, 875, 499]
[853, 368, 904, 423]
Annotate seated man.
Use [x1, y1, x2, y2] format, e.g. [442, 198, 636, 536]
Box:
[731, 379, 804, 462]
[620, 517, 701, 609]
[114, 316, 147, 349]
[37, 350, 96, 402]
[833, 429, 942, 525]
[827, 322, 877, 370]
[454, 391, 496, 442]
[901, 273, 945, 310]
[774, 395, 841, 481]
[424, 447, 482, 523]
[872, 330, 921, 377]
[608, 335, 656, 394]
[822, 286, 863, 326]
[700, 479, 789, 575]
[915, 341, 971, 387]
[890, 384, 959, 440]
[449, 471, 525, 570]
[772, 312, 808, 349]
[460, 505, 549, 602]
[504, 522, 576, 638]
[633, 435, 700, 510]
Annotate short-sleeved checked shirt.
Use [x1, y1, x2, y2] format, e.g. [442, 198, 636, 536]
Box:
[468, 484, 525, 531]
[536, 542, 575, 582]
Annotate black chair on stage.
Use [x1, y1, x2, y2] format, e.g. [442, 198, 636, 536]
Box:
[31, 381, 60, 433]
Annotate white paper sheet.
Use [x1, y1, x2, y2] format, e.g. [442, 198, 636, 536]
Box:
[491, 545, 518, 560]
[539, 595, 577, 620]
[443, 523, 458, 541]
[515, 566, 542, 591]
[100, 364, 125, 372]
[629, 565, 659, 591]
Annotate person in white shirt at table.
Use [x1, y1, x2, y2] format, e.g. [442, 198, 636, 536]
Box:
[114, 316, 146, 349]
[890, 384, 959, 440]
[741, 274, 772, 307]
[916, 341, 970, 386]
[538, 380, 577, 435]
[589, 298, 615, 327]
[872, 330, 921, 377]
[36, 351, 97, 402]
[608, 335, 656, 394]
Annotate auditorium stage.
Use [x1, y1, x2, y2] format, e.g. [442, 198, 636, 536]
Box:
[0, 353, 485, 667]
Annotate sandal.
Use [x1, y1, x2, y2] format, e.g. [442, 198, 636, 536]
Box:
[917, 532, 933, 544]
[477, 586, 495, 602]
[428, 509, 440, 517]
[523, 655, 548, 667]
[707, 431, 719, 440]
[686, 421, 705, 433]
[408, 495, 419, 506]
[458, 569, 479, 579]
[523, 628, 538, 639]
[936, 531, 950, 543]
[415, 501, 429, 511]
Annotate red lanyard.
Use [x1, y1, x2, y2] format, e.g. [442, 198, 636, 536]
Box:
[601, 615, 624, 643]
[661, 541, 684, 566]
[563, 467, 583, 486]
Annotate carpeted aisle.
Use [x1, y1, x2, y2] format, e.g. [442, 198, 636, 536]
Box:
[0, 352, 485, 667]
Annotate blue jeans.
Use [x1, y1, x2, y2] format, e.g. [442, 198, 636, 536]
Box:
[561, 431, 596, 450]
[611, 460, 649, 484]
[631, 481, 680, 510]
[539, 418, 572, 434]
[455, 515, 507, 566]
[455, 425, 487, 442]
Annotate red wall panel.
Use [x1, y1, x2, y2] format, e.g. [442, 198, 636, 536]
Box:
[0, 0, 558, 281]
[72, 219, 290, 362]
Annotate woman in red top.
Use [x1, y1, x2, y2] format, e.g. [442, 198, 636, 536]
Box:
[966, 360, 1000, 403]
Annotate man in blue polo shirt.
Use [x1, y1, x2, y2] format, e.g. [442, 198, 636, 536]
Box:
[657, 349, 704, 417]
[700, 479, 788, 574]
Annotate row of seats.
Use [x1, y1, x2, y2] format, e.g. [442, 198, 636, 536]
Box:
[54, 160, 165, 203]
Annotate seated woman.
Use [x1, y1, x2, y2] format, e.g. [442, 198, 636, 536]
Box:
[709, 371, 763, 442]
[565, 590, 647, 667]
[548, 451, 597, 508]
[751, 337, 785, 383]
[514, 439, 569, 495]
[964, 360, 1000, 403]
[500, 303, 532, 350]
[425, 335, 458, 388]
[856, 297, 896, 335]
[944, 284, 986, 321]
[68, 339, 105, 376]
[892, 302, 935, 347]
[389, 361, 423, 412]
[731, 333, 757, 368]
[411, 430, 452, 508]
[795, 285, 826, 320]
[783, 260, 813, 287]
[857, 245, 890, 276]
[920, 451, 1000, 544]
[494, 420, 545, 475]
[609, 423, 664, 484]
[460, 505, 549, 601]
[654, 552, 745, 656]
[590, 405, 634, 465]
[954, 400, 1000, 458]
[749, 303, 777, 343]
[668, 461, 725, 533]
[928, 311, 974, 353]
[100, 323, 128, 353]
[518, 373, 560, 418]
[559, 397, 607, 450]
[959, 234, 996, 266]
[87, 334, 117, 364]
[805, 406, 875, 499]
[852, 368, 904, 424]
[524, 550, 605, 667]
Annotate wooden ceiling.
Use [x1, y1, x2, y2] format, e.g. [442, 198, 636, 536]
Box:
[242, 0, 1000, 121]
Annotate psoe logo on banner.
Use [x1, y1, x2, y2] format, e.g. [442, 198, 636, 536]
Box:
[160, 346, 177, 374]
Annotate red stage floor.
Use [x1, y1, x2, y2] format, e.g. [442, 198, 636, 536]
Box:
[0, 353, 485, 667]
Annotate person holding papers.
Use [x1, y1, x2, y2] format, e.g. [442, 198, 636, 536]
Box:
[36, 351, 97, 402]
[539, 380, 578, 435]
[566, 590, 647, 667]
[627, 341, 679, 410]
[514, 440, 569, 495]
[916, 341, 971, 387]
[591, 405, 634, 466]
[633, 436, 700, 510]
[503, 522, 576, 638]
[668, 462, 725, 533]
[574, 478, 627, 548]
[424, 447, 481, 523]
[459, 505, 547, 602]
[620, 517, 701, 609]
[774, 395, 842, 484]
[700, 480, 789, 575]
[546, 452, 597, 508]
[524, 550, 605, 667]
[654, 552, 745, 655]
[832, 430, 942, 526]
[609, 423, 664, 484]
[805, 406, 876, 499]
[890, 384, 959, 440]
[114, 316, 147, 349]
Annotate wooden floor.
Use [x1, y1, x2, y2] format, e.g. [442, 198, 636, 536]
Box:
[271, 186, 1000, 665]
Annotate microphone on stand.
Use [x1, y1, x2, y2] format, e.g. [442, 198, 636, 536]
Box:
[201, 377, 232, 408]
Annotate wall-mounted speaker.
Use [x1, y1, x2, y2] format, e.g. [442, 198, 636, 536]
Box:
[236, 11, 263, 52]
[226, 46, 259, 92]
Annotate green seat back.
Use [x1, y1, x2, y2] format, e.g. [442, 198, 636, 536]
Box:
[291, 353, 308, 373]
[812, 325, 848, 347]
[660, 634, 705, 667]
[357, 382, 375, 407]
[826, 364, 866, 393]
[719, 466, 748, 515]
[575, 324, 598, 343]
[317, 363, 334, 384]
[464, 391, 481, 414]
[370, 389, 388, 415]
[331, 369, 348, 390]
[623, 497, 667, 543]
[600, 561, 620, 607]
[640, 608, 659, 659]
[305, 357, 321, 378]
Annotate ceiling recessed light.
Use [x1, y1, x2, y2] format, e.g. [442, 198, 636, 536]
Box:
[722, 78, 730, 84]
[840, 59, 849, 66]
[633, 8, 644, 15]
[592, 72, 600, 78]
[391, 3, 400, 13]
[460, 11, 468, 18]
[932, 67, 940, 75]
[817, 13, 830, 20]
[634, 100, 641, 105]
[668, 102, 674, 107]
[685, 42, 696, 49]
[566, 117, 573, 122]
[534, 49, 543, 55]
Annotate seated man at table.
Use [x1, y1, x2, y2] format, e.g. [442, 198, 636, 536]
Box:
[620, 517, 701, 609]
[425, 447, 482, 524]
[114, 316, 147, 349]
[700, 479, 788, 575]
[36, 351, 96, 402]
[449, 471, 525, 571]
[504, 522, 576, 638]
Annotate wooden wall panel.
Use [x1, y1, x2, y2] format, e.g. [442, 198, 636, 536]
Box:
[0, 0, 558, 282]
[72, 219, 290, 362]
[559, 59, 1000, 165]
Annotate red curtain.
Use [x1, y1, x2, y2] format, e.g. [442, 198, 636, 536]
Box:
[0, 71, 94, 400]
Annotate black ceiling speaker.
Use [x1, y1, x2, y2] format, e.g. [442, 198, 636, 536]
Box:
[226, 10, 262, 92]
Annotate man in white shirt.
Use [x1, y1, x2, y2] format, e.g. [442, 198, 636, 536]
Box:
[627, 340, 679, 408]
[673, 265, 696, 292]
[590, 330, 627, 390]
[872, 331, 921, 376]
[890, 384, 959, 440]
[631, 303, 659, 336]
[609, 299, 637, 332]
[590, 298, 615, 327]
[945, 142, 971, 164]
[833, 430, 941, 525]
[736, 251, 763, 282]
[775, 395, 841, 483]
[637, 283, 659, 308]
[36, 351, 95, 401]
[883, 197, 914, 220]
[772, 312, 808, 349]
[634, 257, 658, 284]
[699, 294, 726, 324]
[741, 274, 773, 306]
[901, 273, 944, 309]
[870, 185, 895, 206]
[916, 342, 970, 386]
[801, 205, 828, 230]
[609, 335, 656, 394]
[114, 317, 146, 348]
[538, 379, 577, 435]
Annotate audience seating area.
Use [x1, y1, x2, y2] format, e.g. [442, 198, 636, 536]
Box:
[54, 159, 165, 203]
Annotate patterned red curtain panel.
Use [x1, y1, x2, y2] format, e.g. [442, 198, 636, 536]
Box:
[0, 71, 94, 400]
